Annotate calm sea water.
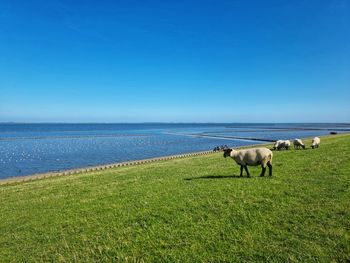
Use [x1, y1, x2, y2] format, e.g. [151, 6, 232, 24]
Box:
[0, 123, 349, 179]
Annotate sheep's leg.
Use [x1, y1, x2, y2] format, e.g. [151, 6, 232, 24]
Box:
[244, 166, 250, 177]
[267, 162, 272, 176]
[240, 165, 243, 177]
[260, 165, 266, 177]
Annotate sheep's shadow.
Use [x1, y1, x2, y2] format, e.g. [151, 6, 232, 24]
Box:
[184, 174, 249, 181]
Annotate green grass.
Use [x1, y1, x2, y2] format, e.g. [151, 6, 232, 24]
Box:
[1, 134, 350, 262]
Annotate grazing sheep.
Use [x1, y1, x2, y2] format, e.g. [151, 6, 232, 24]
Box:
[284, 140, 291, 150]
[213, 145, 229, 152]
[293, 138, 305, 149]
[223, 148, 273, 177]
[311, 137, 320, 149]
[273, 140, 291, 150]
[273, 140, 283, 150]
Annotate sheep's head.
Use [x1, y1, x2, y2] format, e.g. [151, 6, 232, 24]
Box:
[223, 148, 232, 158]
[311, 141, 316, 149]
[273, 141, 280, 149]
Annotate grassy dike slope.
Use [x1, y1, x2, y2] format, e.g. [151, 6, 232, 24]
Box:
[0, 134, 349, 262]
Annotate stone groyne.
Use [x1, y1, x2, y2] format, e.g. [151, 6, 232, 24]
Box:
[0, 150, 214, 185]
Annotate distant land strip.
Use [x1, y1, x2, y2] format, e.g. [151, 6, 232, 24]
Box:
[165, 132, 275, 142]
[202, 128, 350, 133]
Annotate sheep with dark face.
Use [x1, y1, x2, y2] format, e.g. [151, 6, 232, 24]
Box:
[273, 140, 291, 150]
[273, 140, 283, 150]
[311, 137, 320, 149]
[293, 138, 305, 149]
[223, 148, 273, 177]
[284, 140, 291, 150]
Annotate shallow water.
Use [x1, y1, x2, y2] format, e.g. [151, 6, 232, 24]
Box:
[0, 123, 349, 179]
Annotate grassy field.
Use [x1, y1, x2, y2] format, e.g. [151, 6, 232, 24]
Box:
[0, 134, 349, 262]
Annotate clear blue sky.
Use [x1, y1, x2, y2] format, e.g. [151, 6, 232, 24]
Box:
[0, 0, 349, 122]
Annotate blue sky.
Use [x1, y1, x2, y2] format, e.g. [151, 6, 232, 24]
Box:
[0, 0, 349, 122]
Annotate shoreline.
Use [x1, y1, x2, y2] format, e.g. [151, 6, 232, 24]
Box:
[1, 133, 347, 185]
[0, 150, 214, 185]
[0, 137, 272, 185]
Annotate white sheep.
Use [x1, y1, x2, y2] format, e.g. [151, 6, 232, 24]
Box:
[293, 138, 305, 149]
[273, 140, 291, 150]
[284, 140, 291, 150]
[273, 140, 283, 150]
[223, 148, 273, 177]
[311, 137, 320, 149]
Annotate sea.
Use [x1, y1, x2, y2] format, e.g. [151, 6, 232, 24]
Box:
[1, 123, 349, 179]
